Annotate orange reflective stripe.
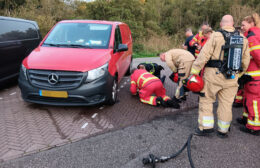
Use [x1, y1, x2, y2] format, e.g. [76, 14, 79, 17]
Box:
[137, 72, 150, 87]
[142, 77, 159, 87]
[140, 96, 155, 105]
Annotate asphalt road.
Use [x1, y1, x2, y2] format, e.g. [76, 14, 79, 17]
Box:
[1, 105, 259, 168]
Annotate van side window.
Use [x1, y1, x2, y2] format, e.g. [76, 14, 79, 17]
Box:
[114, 26, 122, 50]
[0, 20, 39, 42]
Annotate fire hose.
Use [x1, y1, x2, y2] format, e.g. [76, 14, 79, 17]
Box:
[142, 133, 195, 168]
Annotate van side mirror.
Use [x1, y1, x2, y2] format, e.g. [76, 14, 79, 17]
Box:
[117, 44, 128, 52]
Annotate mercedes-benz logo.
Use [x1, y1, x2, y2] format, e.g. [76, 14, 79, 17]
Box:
[48, 73, 59, 85]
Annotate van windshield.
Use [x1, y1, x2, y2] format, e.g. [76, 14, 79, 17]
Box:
[43, 23, 112, 49]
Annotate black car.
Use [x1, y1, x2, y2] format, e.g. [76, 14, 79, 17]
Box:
[0, 16, 41, 83]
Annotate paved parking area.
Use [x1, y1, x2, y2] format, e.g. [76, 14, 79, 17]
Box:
[0, 57, 198, 161]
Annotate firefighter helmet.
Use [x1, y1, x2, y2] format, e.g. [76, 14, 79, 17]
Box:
[183, 75, 204, 92]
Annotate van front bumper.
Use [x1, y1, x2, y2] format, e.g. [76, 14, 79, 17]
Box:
[18, 70, 114, 106]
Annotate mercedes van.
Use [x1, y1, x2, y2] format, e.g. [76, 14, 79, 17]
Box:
[19, 20, 132, 106]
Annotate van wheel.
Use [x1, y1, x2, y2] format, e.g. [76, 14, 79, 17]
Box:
[125, 57, 132, 76]
[106, 77, 118, 105]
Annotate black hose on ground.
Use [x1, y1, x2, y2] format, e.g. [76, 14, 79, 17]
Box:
[142, 134, 195, 168]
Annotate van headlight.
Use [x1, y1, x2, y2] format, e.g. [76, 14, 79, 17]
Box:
[86, 63, 108, 82]
[21, 64, 28, 80]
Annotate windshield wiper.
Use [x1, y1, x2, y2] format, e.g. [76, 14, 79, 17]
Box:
[43, 43, 93, 49]
[43, 43, 62, 47]
[63, 44, 93, 49]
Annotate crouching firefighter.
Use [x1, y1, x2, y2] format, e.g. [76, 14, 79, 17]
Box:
[190, 15, 250, 138]
[160, 49, 195, 101]
[130, 67, 180, 108]
[137, 62, 166, 83]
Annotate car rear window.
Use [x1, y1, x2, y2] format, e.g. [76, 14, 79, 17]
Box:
[43, 23, 112, 49]
[0, 19, 39, 42]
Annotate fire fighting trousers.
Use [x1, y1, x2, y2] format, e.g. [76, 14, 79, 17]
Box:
[175, 61, 193, 99]
[243, 81, 260, 130]
[198, 80, 238, 133]
[139, 80, 170, 106]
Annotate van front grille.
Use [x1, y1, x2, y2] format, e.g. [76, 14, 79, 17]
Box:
[28, 69, 85, 89]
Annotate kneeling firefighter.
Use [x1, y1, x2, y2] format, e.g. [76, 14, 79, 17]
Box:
[130, 67, 180, 108]
[137, 62, 166, 83]
[160, 49, 195, 101]
[189, 15, 250, 138]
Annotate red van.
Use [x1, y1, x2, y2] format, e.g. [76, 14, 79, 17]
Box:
[18, 20, 132, 106]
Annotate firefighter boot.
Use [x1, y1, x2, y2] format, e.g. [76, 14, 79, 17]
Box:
[217, 127, 231, 139]
[217, 131, 228, 138]
[156, 97, 168, 107]
[239, 126, 260, 136]
[194, 127, 214, 136]
[236, 117, 247, 126]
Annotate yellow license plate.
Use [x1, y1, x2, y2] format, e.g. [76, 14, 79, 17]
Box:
[39, 90, 68, 98]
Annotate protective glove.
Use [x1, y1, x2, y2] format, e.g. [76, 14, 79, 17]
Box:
[238, 74, 253, 86]
[169, 72, 178, 83]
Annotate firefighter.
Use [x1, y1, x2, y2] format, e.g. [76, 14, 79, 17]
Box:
[189, 22, 210, 58]
[160, 49, 195, 101]
[201, 27, 213, 48]
[237, 13, 260, 135]
[190, 15, 250, 138]
[130, 67, 180, 108]
[199, 27, 213, 77]
[137, 62, 166, 83]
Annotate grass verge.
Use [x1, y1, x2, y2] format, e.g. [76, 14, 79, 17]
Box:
[133, 52, 159, 58]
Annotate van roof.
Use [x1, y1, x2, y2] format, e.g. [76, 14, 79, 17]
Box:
[59, 20, 124, 26]
[0, 16, 37, 25]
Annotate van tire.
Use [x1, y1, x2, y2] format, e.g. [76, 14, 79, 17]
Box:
[106, 76, 118, 105]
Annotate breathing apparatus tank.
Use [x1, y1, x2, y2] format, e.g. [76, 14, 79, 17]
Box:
[220, 30, 244, 79]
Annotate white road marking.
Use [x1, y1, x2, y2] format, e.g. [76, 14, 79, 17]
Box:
[0, 97, 3, 100]
[120, 85, 124, 88]
[91, 113, 98, 119]
[117, 89, 120, 92]
[99, 106, 104, 110]
[124, 82, 127, 85]
[10, 92, 16, 96]
[81, 122, 88, 129]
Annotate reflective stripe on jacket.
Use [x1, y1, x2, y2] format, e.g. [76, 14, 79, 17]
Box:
[189, 31, 205, 57]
